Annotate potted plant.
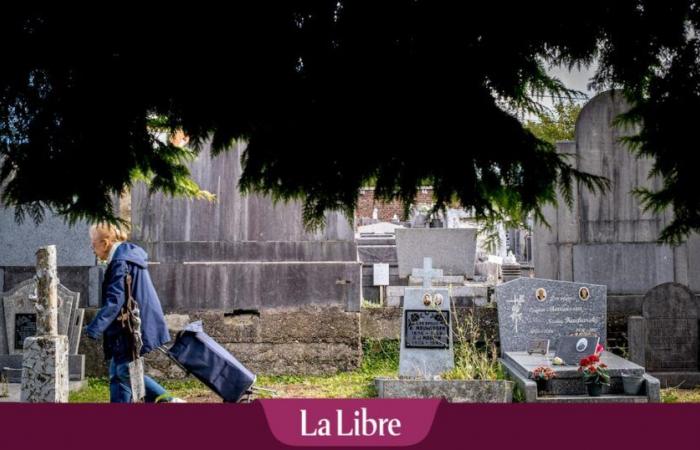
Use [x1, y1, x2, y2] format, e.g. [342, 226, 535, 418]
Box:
[578, 354, 610, 397]
[531, 366, 556, 396]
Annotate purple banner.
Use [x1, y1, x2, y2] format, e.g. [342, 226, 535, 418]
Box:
[0, 400, 698, 449]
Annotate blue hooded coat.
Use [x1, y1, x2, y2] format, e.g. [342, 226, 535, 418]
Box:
[85, 242, 171, 363]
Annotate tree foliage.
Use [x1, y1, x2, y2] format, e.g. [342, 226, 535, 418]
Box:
[1, 3, 699, 242]
[526, 102, 583, 145]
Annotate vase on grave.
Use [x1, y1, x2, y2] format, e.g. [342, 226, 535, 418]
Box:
[535, 379, 550, 396]
[586, 383, 603, 397]
[622, 374, 645, 395]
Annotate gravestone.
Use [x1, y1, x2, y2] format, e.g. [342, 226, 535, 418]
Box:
[495, 278, 607, 355]
[0, 277, 85, 382]
[396, 228, 477, 278]
[496, 277, 661, 402]
[628, 282, 700, 387]
[399, 258, 454, 378]
[20, 246, 69, 402]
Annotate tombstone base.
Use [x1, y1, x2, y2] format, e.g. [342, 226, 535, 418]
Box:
[20, 335, 69, 403]
[0, 354, 84, 382]
[501, 351, 660, 403]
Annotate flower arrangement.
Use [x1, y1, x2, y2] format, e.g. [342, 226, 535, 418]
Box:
[531, 366, 556, 381]
[578, 354, 610, 395]
[531, 366, 556, 396]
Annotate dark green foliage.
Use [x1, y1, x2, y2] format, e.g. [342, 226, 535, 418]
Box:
[1, 3, 699, 241]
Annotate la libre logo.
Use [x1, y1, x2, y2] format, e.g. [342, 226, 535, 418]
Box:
[300, 407, 402, 437]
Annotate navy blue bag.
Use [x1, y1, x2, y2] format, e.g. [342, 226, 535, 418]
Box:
[166, 321, 256, 403]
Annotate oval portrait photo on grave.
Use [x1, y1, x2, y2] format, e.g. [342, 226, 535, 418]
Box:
[535, 288, 547, 302]
[576, 338, 588, 352]
[579, 287, 590, 301]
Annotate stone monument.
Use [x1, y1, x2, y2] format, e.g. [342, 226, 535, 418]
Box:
[20, 246, 69, 402]
[0, 276, 85, 382]
[396, 228, 477, 279]
[496, 277, 660, 402]
[628, 282, 700, 387]
[398, 258, 453, 378]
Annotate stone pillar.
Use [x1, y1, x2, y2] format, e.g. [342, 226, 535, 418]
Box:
[627, 316, 646, 367]
[20, 245, 69, 403]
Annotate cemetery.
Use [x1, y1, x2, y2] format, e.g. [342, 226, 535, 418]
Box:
[2, 90, 700, 404]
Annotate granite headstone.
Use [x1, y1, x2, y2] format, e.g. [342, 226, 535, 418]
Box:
[396, 228, 477, 278]
[495, 278, 607, 354]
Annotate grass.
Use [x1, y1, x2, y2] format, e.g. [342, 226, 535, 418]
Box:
[70, 339, 400, 403]
[660, 387, 700, 403]
[68, 338, 700, 403]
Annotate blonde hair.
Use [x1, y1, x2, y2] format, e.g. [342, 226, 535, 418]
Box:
[90, 222, 129, 243]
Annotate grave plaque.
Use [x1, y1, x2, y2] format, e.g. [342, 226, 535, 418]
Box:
[527, 338, 549, 355]
[555, 336, 599, 366]
[495, 278, 606, 354]
[14, 313, 36, 349]
[373, 263, 390, 286]
[404, 310, 450, 349]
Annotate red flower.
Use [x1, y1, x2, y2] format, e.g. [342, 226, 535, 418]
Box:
[579, 356, 590, 367]
[588, 354, 600, 363]
[588, 366, 597, 373]
[595, 344, 604, 355]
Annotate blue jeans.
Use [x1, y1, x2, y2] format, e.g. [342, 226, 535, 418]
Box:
[109, 359, 172, 403]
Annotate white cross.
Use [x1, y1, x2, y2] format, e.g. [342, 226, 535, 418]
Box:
[411, 257, 443, 289]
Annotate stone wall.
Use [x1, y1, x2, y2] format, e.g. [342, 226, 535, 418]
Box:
[82, 306, 361, 378]
[533, 90, 700, 295]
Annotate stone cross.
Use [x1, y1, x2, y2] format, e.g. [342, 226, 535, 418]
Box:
[20, 245, 69, 402]
[411, 257, 443, 289]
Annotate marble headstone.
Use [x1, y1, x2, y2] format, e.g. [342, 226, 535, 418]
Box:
[495, 278, 607, 355]
[1, 278, 83, 355]
[399, 258, 454, 378]
[396, 228, 477, 278]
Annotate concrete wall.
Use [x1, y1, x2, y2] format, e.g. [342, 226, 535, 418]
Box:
[120, 140, 363, 376]
[533, 90, 700, 295]
[131, 141, 354, 243]
[0, 208, 100, 307]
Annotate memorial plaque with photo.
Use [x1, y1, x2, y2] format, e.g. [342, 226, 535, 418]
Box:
[495, 278, 607, 354]
[14, 313, 36, 349]
[555, 336, 599, 366]
[404, 310, 450, 349]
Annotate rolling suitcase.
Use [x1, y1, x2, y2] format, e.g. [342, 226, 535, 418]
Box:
[161, 321, 257, 403]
